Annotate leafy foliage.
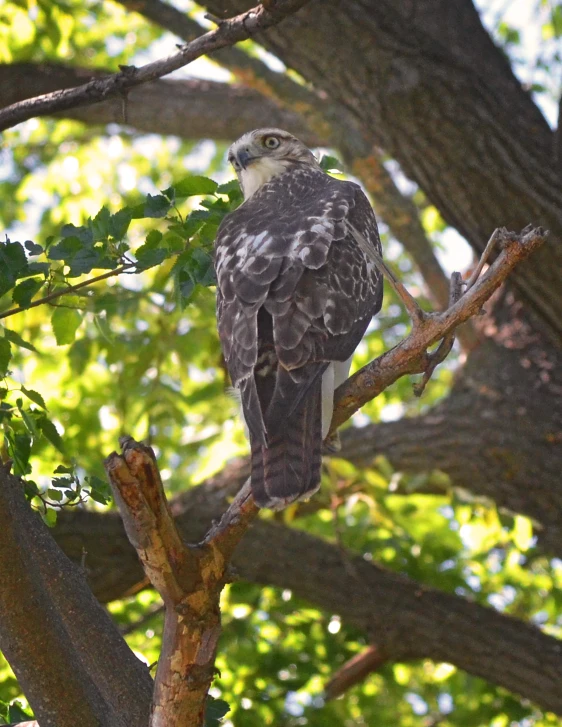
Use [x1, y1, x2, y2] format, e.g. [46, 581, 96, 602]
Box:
[0, 173, 241, 523]
[0, 1, 561, 725]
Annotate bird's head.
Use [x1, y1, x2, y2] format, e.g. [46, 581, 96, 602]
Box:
[227, 128, 319, 199]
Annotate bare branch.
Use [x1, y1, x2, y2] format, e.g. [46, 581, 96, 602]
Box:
[463, 228, 500, 290]
[331, 226, 547, 431]
[0, 0, 312, 132]
[104, 439, 257, 727]
[324, 645, 387, 701]
[0, 63, 320, 145]
[350, 224, 427, 324]
[412, 271, 463, 396]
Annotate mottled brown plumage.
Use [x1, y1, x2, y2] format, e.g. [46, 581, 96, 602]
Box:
[214, 129, 383, 508]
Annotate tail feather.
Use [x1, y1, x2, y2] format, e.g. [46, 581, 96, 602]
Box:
[251, 376, 322, 509]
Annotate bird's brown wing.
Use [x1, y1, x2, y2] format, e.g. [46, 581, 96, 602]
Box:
[215, 166, 382, 506]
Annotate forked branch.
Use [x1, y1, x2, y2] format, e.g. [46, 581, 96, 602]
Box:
[104, 438, 257, 727]
[332, 225, 548, 431]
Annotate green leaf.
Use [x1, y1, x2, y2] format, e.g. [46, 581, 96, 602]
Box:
[204, 698, 230, 726]
[92, 206, 111, 240]
[7, 701, 33, 722]
[3, 328, 38, 352]
[6, 430, 31, 475]
[61, 223, 94, 246]
[12, 277, 44, 307]
[21, 386, 47, 409]
[145, 229, 163, 248]
[47, 235, 83, 261]
[166, 175, 218, 199]
[51, 306, 82, 345]
[216, 179, 241, 196]
[47, 488, 63, 502]
[37, 415, 65, 453]
[320, 154, 343, 172]
[135, 246, 168, 270]
[17, 402, 40, 438]
[0, 240, 27, 277]
[25, 240, 43, 255]
[86, 474, 111, 504]
[44, 508, 58, 527]
[143, 194, 172, 218]
[54, 464, 74, 474]
[0, 338, 11, 377]
[109, 208, 132, 239]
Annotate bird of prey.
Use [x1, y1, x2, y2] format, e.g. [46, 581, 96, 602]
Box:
[214, 128, 383, 509]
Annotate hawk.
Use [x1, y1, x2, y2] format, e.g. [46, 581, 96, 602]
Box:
[214, 128, 383, 509]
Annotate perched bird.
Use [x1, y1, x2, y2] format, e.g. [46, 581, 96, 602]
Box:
[214, 128, 383, 509]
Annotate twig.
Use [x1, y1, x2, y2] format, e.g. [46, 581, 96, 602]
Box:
[412, 271, 463, 396]
[464, 228, 499, 290]
[324, 645, 387, 701]
[0, 264, 133, 321]
[0, 0, 312, 132]
[349, 224, 426, 325]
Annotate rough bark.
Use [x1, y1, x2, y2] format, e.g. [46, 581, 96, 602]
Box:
[203, 0, 562, 342]
[0, 465, 153, 727]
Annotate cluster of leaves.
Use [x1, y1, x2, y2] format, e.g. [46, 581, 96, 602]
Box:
[1, 173, 242, 522]
[0, 698, 33, 726]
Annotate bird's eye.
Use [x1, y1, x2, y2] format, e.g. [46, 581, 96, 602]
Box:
[263, 136, 280, 149]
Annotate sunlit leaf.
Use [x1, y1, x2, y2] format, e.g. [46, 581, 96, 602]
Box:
[51, 306, 82, 345]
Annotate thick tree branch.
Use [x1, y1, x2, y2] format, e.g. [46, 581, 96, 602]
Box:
[0, 63, 319, 144]
[104, 437, 257, 727]
[0, 463, 152, 727]
[54, 472, 562, 714]
[0, 0, 312, 132]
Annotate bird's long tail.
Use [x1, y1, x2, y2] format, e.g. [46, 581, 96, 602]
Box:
[250, 375, 323, 509]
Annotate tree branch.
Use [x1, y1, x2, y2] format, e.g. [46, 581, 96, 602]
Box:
[54, 474, 562, 714]
[324, 645, 387, 701]
[0, 264, 132, 321]
[332, 226, 547, 431]
[0, 462, 152, 727]
[0, 63, 320, 145]
[0, 0, 312, 132]
[104, 438, 258, 727]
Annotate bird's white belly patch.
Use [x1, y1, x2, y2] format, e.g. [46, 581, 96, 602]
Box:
[321, 356, 353, 438]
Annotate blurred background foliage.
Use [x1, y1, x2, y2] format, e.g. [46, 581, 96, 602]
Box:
[1, 0, 562, 724]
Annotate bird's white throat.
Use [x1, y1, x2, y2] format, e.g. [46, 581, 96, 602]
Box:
[239, 158, 290, 199]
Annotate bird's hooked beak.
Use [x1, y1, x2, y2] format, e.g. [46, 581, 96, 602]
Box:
[236, 148, 257, 170]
